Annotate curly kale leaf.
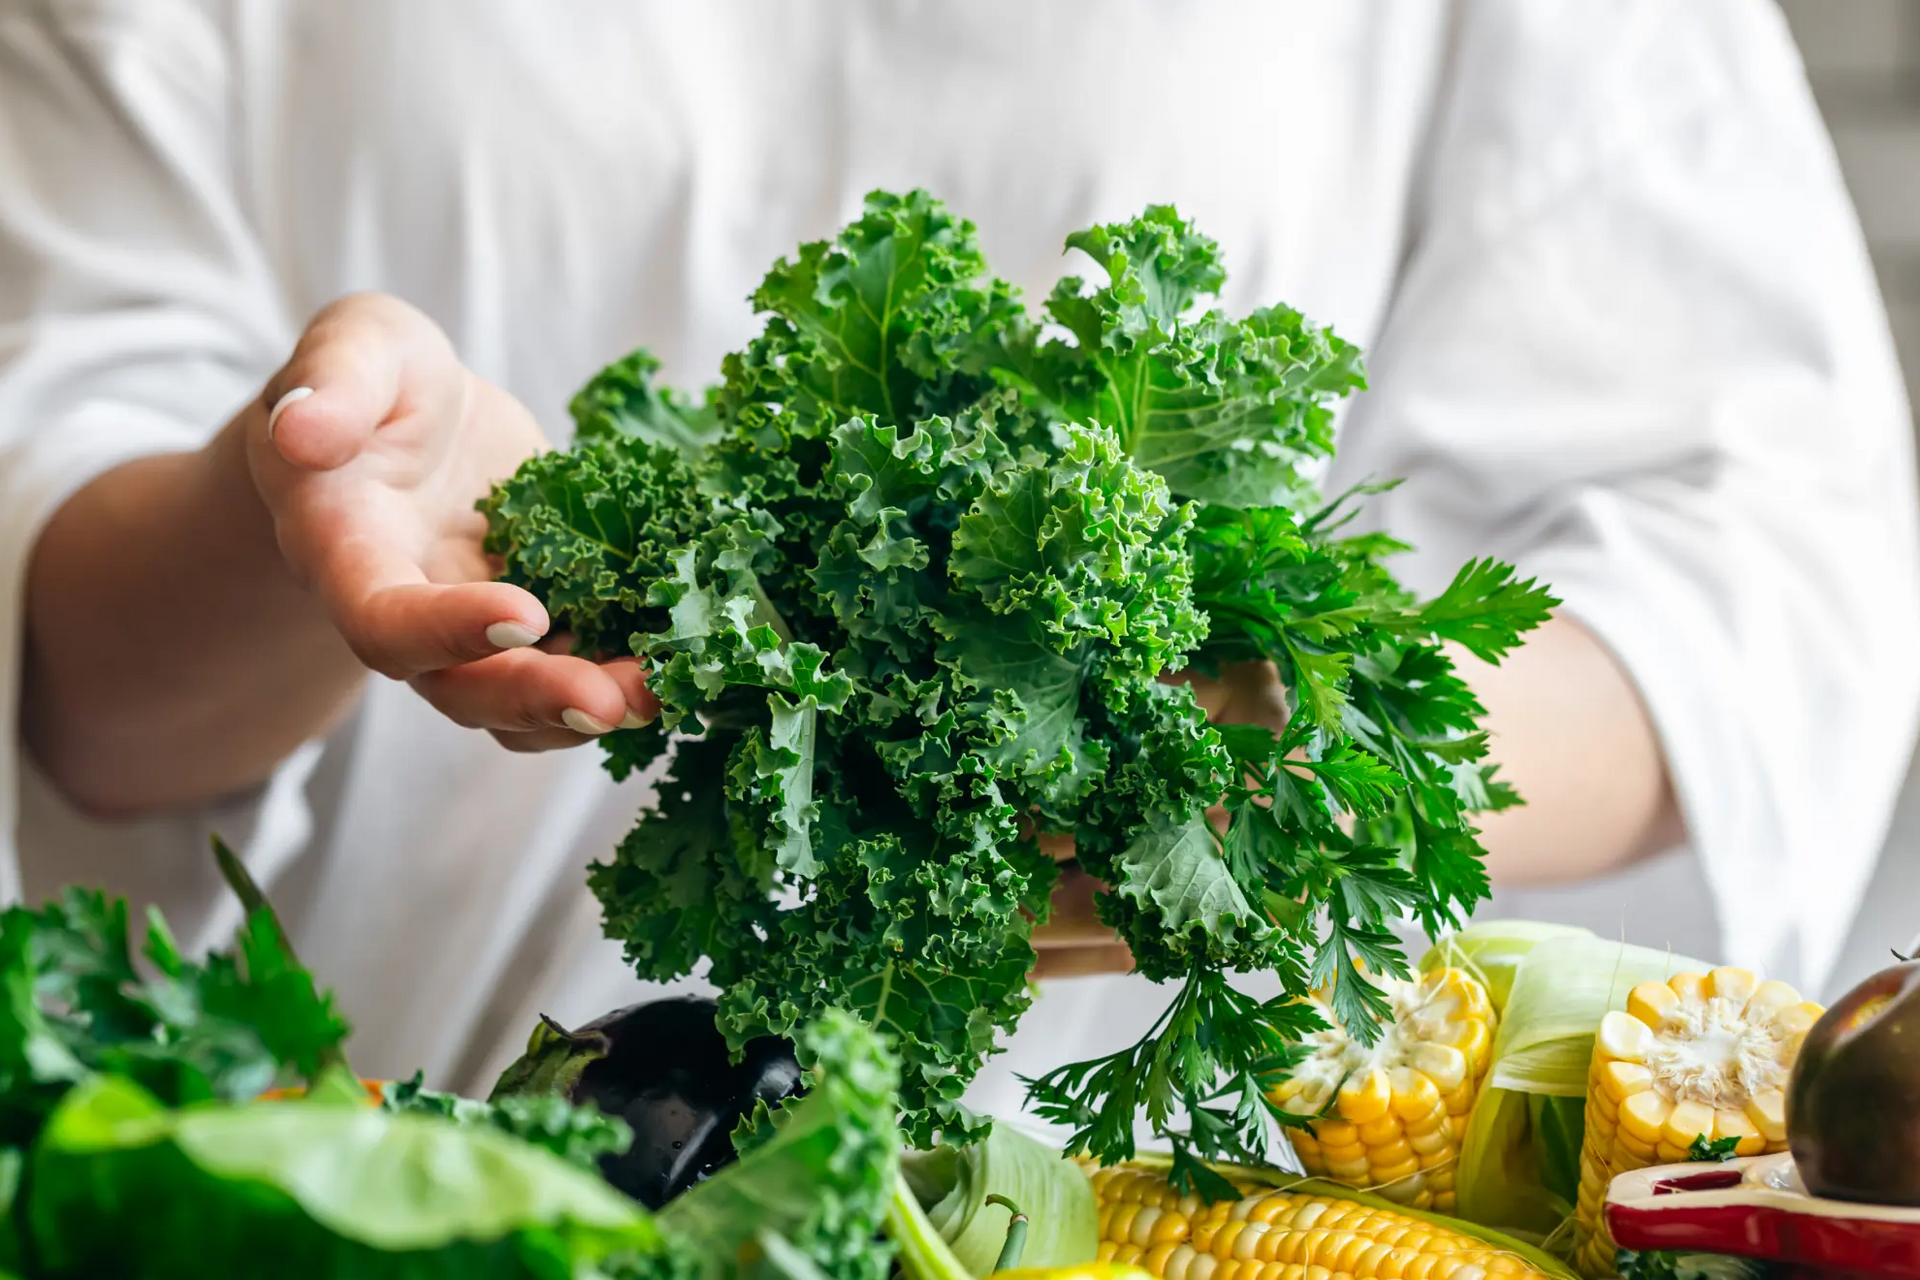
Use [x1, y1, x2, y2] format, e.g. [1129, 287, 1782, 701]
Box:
[648, 1011, 901, 1280]
[383, 1072, 634, 1173]
[572, 348, 722, 457]
[991, 205, 1365, 509]
[485, 190, 1555, 1170]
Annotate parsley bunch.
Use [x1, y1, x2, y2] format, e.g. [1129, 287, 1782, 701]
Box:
[484, 191, 1555, 1184]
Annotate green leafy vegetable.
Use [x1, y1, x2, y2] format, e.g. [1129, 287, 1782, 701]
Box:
[1615, 1251, 1775, 1280]
[26, 1074, 654, 1278]
[485, 190, 1556, 1182]
[383, 1072, 634, 1173]
[640, 1011, 900, 1280]
[0, 886, 349, 1148]
[1685, 1134, 1741, 1163]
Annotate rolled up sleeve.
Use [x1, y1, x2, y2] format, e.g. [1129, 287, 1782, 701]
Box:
[1333, 0, 1920, 989]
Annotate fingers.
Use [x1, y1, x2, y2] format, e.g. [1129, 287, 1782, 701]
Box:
[599, 656, 662, 727]
[313, 537, 550, 678]
[1031, 944, 1136, 981]
[410, 645, 657, 739]
[259, 293, 455, 472]
[1031, 867, 1134, 978]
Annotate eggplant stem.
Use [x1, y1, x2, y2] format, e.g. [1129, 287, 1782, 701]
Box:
[984, 1194, 1030, 1273]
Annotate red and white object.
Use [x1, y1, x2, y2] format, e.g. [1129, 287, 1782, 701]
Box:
[1606, 1155, 1920, 1280]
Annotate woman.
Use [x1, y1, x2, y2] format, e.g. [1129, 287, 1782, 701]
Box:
[2, 1, 1913, 1121]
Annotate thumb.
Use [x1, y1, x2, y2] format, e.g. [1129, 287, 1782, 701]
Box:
[259, 293, 436, 472]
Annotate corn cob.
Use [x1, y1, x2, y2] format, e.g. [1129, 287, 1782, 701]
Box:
[1090, 1164, 1555, 1280]
[1268, 967, 1496, 1212]
[1572, 967, 1824, 1278]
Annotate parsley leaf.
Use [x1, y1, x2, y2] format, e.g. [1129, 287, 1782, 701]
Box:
[1687, 1134, 1742, 1163]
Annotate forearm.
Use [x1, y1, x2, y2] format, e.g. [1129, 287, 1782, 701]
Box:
[1457, 613, 1684, 884]
[21, 411, 365, 818]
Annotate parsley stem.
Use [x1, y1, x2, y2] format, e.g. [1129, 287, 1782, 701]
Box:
[209, 834, 350, 1078]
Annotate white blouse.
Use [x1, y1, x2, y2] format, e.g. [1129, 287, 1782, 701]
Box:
[0, 0, 1913, 1129]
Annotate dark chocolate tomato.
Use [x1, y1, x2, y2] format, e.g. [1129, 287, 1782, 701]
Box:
[1788, 959, 1920, 1204]
[490, 996, 802, 1208]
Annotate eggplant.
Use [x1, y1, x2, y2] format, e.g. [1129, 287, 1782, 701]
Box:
[490, 996, 802, 1208]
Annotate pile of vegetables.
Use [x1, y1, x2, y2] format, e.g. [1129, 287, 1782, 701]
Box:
[12, 194, 1914, 1280]
[0, 840, 939, 1280]
[483, 190, 1555, 1184]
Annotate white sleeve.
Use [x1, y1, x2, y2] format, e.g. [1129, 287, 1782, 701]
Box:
[0, 2, 298, 916]
[1331, 0, 1920, 990]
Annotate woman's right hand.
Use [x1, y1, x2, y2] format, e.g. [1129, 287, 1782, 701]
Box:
[248, 293, 657, 752]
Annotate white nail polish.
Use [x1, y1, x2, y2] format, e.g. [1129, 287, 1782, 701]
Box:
[561, 708, 614, 736]
[266, 386, 314, 440]
[619, 709, 652, 730]
[485, 621, 542, 650]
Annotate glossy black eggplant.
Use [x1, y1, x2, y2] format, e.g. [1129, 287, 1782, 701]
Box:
[490, 995, 802, 1208]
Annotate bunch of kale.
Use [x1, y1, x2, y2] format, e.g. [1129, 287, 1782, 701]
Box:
[484, 191, 1553, 1187]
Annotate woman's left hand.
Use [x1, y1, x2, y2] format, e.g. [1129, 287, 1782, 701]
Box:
[1028, 660, 1288, 980]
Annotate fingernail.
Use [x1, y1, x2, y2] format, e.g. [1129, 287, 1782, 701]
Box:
[561, 708, 614, 736]
[266, 386, 314, 440]
[619, 709, 653, 730]
[486, 620, 542, 650]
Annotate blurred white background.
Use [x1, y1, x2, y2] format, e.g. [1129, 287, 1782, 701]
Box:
[1779, 0, 1920, 994]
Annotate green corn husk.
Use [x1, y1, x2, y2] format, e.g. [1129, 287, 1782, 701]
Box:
[900, 1121, 1096, 1275]
[1419, 920, 1592, 1015]
[1420, 924, 1712, 1247]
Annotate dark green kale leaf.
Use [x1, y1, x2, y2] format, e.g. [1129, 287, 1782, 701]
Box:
[383, 1071, 634, 1173]
[644, 1011, 901, 1280]
[484, 191, 1556, 1179]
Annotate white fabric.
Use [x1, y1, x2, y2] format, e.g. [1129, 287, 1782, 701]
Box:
[1, 0, 1914, 1128]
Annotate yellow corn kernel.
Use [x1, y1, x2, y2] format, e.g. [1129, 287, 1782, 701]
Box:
[1662, 1099, 1715, 1149]
[1388, 1070, 1441, 1120]
[1596, 1010, 1652, 1062]
[1627, 979, 1682, 1028]
[1357, 1114, 1403, 1146]
[1667, 972, 1708, 1004]
[1338, 1070, 1394, 1125]
[1744, 980, 1801, 1021]
[1746, 1090, 1787, 1144]
[1599, 1060, 1653, 1101]
[1707, 967, 1758, 1006]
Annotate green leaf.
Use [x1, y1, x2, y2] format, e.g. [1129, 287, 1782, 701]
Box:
[993, 207, 1365, 508]
[1115, 814, 1263, 946]
[1406, 559, 1559, 663]
[570, 348, 721, 457]
[28, 1075, 654, 1277]
[1687, 1134, 1741, 1163]
[658, 1012, 899, 1280]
